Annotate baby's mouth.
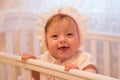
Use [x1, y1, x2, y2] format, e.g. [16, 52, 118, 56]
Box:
[58, 46, 69, 51]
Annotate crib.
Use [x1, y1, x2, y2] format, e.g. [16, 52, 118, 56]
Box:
[0, 11, 120, 80]
[0, 30, 120, 80]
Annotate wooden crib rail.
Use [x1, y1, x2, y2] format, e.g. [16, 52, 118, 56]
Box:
[0, 52, 119, 80]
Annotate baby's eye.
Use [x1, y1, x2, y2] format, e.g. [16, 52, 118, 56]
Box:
[51, 35, 58, 39]
[67, 33, 74, 36]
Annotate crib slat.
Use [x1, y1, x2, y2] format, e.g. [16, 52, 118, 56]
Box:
[118, 43, 120, 79]
[40, 73, 48, 80]
[6, 31, 13, 53]
[24, 68, 32, 80]
[103, 41, 110, 76]
[20, 30, 27, 53]
[10, 65, 17, 80]
[0, 63, 7, 80]
[13, 31, 20, 55]
[33, 30, 40, 56]
[26, 30, 34, 54]
[91, 39, 97, 61]
[0, 33, 6, 52]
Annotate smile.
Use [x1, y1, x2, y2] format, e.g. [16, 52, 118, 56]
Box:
[58, 46, 69, 51]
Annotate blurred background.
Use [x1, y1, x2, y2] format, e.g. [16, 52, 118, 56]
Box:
[0, 0, 120, 79]
[0, 0, 120, 35]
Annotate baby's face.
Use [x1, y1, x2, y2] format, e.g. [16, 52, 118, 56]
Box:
[46, 18, 80, 60]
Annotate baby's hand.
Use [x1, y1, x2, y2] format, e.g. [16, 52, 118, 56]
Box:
[21, 53, 36, 62]
[63, 62, 79, 71]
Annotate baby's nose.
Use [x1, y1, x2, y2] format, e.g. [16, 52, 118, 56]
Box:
[59, 36, 67, 43]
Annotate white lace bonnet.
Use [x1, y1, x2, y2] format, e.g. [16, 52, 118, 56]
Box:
[35, 6, 87, 52]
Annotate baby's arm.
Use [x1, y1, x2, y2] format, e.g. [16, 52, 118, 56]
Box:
[63, 62, 98, 73]
[82, 64, 98, 73]
[21, 53, 40, 80]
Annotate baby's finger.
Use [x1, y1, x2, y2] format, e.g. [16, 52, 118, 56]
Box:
[21, 55, 29, 62]
[64, 63, 71, 71]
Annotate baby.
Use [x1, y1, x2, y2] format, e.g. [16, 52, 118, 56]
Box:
[22, 6, 98, 80]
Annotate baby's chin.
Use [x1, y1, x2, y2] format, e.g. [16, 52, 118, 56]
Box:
[52, 54, 68, 60]
[58, 55, 72, 60]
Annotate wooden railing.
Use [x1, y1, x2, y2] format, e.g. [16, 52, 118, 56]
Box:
[0, 52, 119, 80]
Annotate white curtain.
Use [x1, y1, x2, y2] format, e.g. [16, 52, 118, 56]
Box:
[0, 0, 120, 35]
